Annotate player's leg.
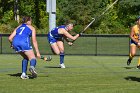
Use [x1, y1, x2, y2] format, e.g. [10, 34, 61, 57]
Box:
[56, 41, 65, 68]
[137, 47, 140, 69]
[12, 42, 29, 79]
[127, 44, 136, 65]
[51, 42, 65, 68]
[137, 57, 140, 69]
[50, 42, 65, 68]
[24, 50, 37, 78]
[50, 42, 61, 55]
[48, 35, 61, 54]
[19, 52, 29, 79]
[48, 35, 65, 68]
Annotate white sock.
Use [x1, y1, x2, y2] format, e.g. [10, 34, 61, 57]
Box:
[22, 72, 26, 76]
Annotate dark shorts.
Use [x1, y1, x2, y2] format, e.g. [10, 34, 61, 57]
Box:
[130, 39, 137, 46]
[47, 33, 63, 44]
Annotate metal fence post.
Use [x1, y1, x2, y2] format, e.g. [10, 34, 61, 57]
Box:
[46, 0, 56, 31]
[0, 34, 2, 54]
[95, 36, 97, 56]
[129, 37, 130, 56]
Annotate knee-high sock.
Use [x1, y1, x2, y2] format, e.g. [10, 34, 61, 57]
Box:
[60, 52, 65, 64]
[129, 53, 133, 60]
[22, 59, 28, 73]
[30, 59, 37, 67]
[138, 57, 140, 66]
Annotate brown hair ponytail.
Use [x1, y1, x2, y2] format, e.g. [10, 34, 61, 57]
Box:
[22, 16, 31, 23]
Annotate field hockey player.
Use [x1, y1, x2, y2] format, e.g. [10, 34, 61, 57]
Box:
[47, 23, 79, 68]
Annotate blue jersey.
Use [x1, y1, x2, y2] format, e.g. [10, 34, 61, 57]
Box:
[12, 24, 32, 52]
[47, 25, 67, 44]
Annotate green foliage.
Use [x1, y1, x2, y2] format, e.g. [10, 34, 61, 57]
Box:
[73, 25, 83, 34]
[19, 0, 35, 16]
[0, 0, 140, 34]
[0, 20, 18, 33]
[1, 10, 14, 23]
[118, 0, 140, 27]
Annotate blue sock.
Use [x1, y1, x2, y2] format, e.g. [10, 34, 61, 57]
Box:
[22, 59, 28, 73]
[60, 52, 65, 64]
[30, 59, 36, 67]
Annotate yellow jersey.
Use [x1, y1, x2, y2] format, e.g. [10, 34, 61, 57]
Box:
[133, 25, 140, 39]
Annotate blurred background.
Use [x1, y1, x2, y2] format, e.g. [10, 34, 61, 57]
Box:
[0, 0, 140, 34]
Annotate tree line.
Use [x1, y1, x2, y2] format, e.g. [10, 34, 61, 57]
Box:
[0, 0, 140, 34]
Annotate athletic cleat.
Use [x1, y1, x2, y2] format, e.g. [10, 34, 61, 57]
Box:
[29, 66, 37, 78]
[59, 63, 66, 68]
[127, 58, 132, 65]
[137, 65, 140, 69]
[20, 74, 29, 79]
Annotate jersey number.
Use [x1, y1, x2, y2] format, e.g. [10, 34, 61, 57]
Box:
[19, 27, 25, 35]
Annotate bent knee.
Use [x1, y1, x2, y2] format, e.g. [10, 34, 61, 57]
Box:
[131, 51, 136, 56]
[55, 52, 60, 55]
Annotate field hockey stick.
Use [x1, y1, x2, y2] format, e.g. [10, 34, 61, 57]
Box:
[80, 0, 118, 34]
[40, 55, 52, 61]
[70, 18, 95, 44]
[98, 0, 118, 19]
[80, 18, 96, 34]
[71, 0, 118, 44]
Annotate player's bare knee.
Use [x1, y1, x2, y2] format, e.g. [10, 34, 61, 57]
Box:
[131, 53, 135, 57]
[60, 50, 64, 53]
[55, 52, 60, 55]
[28, 57, 36, 60]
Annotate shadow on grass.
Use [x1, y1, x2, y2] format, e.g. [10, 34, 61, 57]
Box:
[124, 76, 140, 82]
[44, 66, 60, 68]
[7, 73, 35, 79]
[123, 66, 136, 69]
[8, 73, 21, 77]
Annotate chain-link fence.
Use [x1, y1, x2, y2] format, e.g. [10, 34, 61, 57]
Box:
[0, 34, 130, 56]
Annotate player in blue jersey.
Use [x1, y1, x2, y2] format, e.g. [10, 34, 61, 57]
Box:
[48, 23, 80, 68]
[8, 16, 41, 79]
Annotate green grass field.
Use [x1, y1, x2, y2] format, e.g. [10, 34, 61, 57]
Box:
[0, 54, 140, 93]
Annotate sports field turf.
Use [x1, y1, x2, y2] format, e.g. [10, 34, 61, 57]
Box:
[0, 54, 140, 93]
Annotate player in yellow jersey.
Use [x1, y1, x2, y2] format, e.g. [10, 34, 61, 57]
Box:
[127, 16, 140, 69]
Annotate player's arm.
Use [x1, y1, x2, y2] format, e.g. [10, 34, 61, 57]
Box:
[130, 27, 138, 44]
[8, 25, 21, 43]
[30, 26, 41, 58]
[63, 36, 73, 46]
[64, 36, 70, 42]
[8, 29, 16, 48]
[8, 29, 16, 43]
[8, 25, 21, 48]
[60, 28, 79, 40]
